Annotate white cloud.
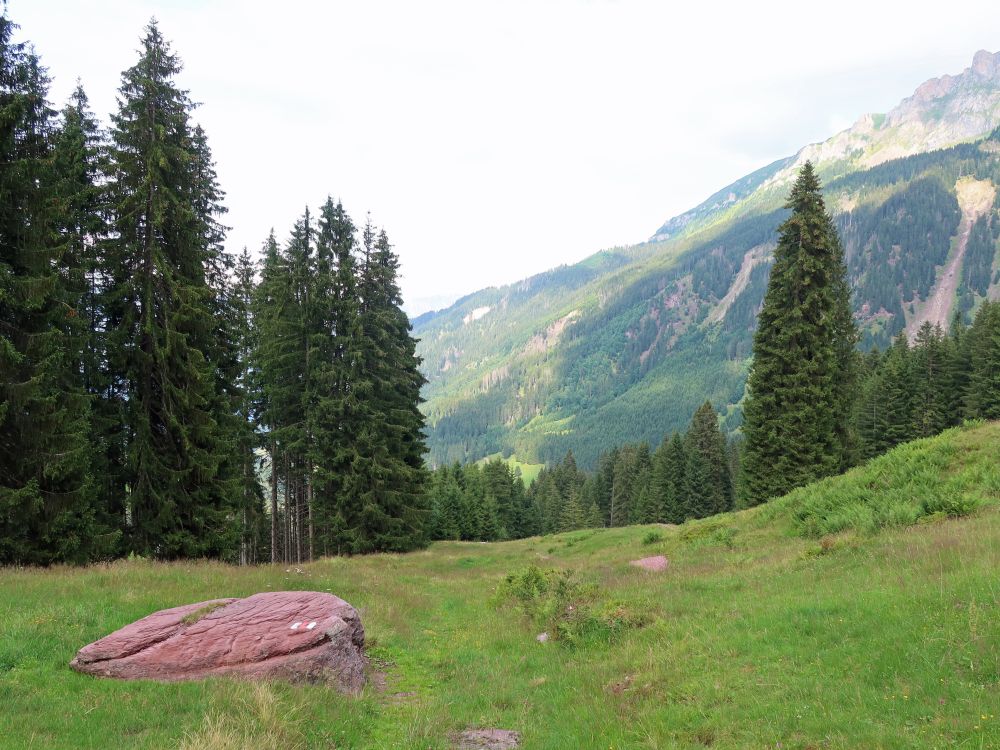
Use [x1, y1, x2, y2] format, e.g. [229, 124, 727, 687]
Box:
[10, 0, 1000, 309]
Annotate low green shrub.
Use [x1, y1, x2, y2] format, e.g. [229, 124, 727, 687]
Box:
[492, 566, 647, 647]
[641, 530, 663, 545]
[679, 518, 736, 548]
[921, 492, 980, 518]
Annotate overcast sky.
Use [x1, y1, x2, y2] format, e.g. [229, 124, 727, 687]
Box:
[10, 0, 1000, 313]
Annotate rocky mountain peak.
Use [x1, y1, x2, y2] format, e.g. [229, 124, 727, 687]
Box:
[756, 49, 1000, 197]
[971, 49, 1000, 78]
[652, 50, 1000, 242]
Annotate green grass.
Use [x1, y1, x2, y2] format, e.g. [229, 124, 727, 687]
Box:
[2, 423, 1000, 748]
[180, 600, 231, 626]
[766, 420, 1000, 536]
[477, 453, 546, 486]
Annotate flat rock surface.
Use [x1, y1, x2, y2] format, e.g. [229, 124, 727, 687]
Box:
[451, 728, 521, 749]
[70, 591, 365, 692]
[629, 555, 669, 572]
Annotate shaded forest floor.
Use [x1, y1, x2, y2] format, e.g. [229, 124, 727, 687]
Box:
[2, 422, 999, 749]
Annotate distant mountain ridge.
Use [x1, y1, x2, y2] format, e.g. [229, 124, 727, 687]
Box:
[414, 50, 1000, 469]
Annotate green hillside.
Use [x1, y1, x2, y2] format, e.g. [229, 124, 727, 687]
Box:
[415, 52, 1000, 469]
[3, 421, 998, 748]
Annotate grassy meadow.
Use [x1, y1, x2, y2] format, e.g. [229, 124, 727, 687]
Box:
[2, 422, 999, 749]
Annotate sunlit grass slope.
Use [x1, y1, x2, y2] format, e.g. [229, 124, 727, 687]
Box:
[1, 422, 999, 749]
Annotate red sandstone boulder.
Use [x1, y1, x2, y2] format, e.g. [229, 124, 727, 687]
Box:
[70, 591, 366, 692]
[629, 555, 669, 572]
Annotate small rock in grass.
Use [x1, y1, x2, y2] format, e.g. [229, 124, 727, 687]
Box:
[451, 728, 521, 749]
[536, 632, 550, 643]
[629, 555, 669, 572]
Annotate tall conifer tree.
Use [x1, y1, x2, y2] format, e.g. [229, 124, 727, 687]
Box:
[684, 402, 732, 517]
[966, 301, 1000, 419]
[310, 198, 361, 555]
[231, 247, 265, 563]
[106, 21, 234, 557]
[0, 16, 96, 564]
[343, 220, 429, 551]
[741, 162, 858, 505]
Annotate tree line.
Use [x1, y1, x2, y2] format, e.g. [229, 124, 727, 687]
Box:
[857, 311, 1000, 456]
[427, 303, 1000, 540]
[424, 400, 735, 539]
[0, 15, 426, 565]
[426, 164, 1000, 536]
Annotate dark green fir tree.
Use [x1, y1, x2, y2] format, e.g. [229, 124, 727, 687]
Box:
[106, 21, 235, 557]
[0, 16, 97, 564]
[341, 220, 428, 552]
[684, 402, 732, 517]
[741, 162, 858, 506]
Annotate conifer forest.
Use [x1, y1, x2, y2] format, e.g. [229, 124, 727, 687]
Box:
[0, 18, 426, 565]
[3, 12, 1000, 567]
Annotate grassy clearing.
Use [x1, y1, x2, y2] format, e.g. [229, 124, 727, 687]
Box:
[2, 423, 1000, 748]
[477, 453, 546, 486]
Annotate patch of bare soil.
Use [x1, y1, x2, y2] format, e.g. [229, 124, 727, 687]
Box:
[450, 728, 521, 749]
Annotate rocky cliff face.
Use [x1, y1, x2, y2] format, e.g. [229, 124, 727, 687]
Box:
[799, 49, 1000, 169]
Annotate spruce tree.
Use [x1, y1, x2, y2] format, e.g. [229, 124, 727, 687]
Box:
[663, 432, 688, 523]
[106, 21, 234, 557]
[189, 123, 253, 560]
[51, 83, 106, 395]
[558, 486, 586, 532]
[741, 162, 858, 505]
[583, 497, 604, 529]
[594, 448, 617, 525]
[0, 18, 97, 564]
[51, 82, 119, 551]
[879, 333, 915, 450]
[427, 466, 462, 540]
[252, 231, 291, 560]
[254, 215, 317, 561]
[910, 322, 948, 438]
[482, 458, 517, 538]
[966, 301, 1000, 419]
[944, 311, 971, 424]
[684, 402, 732, 517]
[310, 198, 361, 555]
[855, 347, 886, 459]
[531, 470, 562, 534]
[341, 220, 428, 551]
[231, 247, 265, 563]
[652, 431, 687, 523]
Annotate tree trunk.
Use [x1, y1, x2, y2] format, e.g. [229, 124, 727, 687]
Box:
[306, 458, 314, 561]
[270, 440, 278, 563]
[295, 469, 303, 564]
[283, 453, 291, 563]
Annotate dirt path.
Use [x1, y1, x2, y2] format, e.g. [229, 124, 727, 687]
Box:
[907, 177, 995, 338]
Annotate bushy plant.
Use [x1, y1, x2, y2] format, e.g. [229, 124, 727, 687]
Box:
[679, 518, 736, 548]
[642, 530, 663, 545]
[492, 566, 648, 647]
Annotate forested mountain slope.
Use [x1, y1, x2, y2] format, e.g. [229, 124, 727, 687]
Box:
[415, 50, 1000, 469]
